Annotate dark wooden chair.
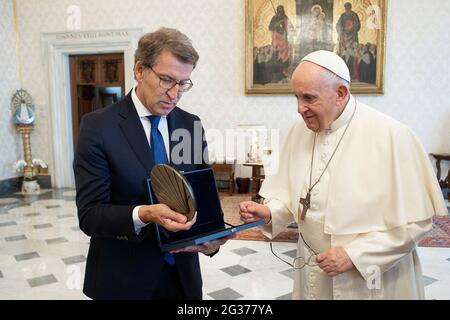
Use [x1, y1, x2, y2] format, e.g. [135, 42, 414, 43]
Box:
[243, 162, 265, 202]
[430, 153, 450, 201]
[211, 160, 236, 196]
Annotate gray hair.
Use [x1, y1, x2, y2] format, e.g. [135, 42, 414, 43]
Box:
[321, 69, 350, 90]
[134, 27, 199, 69]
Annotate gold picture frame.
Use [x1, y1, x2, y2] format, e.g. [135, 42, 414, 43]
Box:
[245, 0, 387, 95]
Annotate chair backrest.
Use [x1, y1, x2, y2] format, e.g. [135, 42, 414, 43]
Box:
[211, 160, 236, 195]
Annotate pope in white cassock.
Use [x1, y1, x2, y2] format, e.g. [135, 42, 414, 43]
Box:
[239, 50, 447, 300]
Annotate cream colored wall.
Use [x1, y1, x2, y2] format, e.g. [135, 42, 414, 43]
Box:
[1, 0, 449, 182]
[0, 0, 21, 180]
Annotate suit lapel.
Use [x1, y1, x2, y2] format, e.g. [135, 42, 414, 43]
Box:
[167, 108, 180, 166]
[118, 94, 155, 175]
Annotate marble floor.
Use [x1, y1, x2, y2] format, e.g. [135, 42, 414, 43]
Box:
[0, 189, 449, 300]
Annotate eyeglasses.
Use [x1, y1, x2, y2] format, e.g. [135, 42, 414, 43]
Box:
[147, 65, 194, 93]
[270, 233, 318, 269]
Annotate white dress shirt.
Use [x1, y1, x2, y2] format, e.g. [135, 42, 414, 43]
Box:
[131, 87, 170, 234]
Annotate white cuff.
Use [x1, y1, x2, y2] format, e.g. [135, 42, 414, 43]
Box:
[132, 205, 148, 234]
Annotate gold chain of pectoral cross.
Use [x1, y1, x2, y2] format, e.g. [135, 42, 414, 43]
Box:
[299, 103, 357, 220]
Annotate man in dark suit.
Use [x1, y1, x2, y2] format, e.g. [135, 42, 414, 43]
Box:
[73, 27, 230, 300]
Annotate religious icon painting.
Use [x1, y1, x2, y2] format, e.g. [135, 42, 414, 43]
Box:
[245, 0, 387, 94]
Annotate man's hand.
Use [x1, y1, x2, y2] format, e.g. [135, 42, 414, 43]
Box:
[316, 246, 354, 277]
[170, 234, 236, 255]
[239, 201, 271, 224]
[138, 204, 196, 232]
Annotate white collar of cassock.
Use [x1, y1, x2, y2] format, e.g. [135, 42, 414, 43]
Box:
[328, 94, 356, 132]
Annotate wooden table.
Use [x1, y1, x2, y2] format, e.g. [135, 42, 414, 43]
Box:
[430, 153, 450, 200]
[243, 162, 264, 202]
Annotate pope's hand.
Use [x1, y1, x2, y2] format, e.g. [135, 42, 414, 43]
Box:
[138, 204, 197, 232]
[316, 246, 354, 277]
[239, 201, 271, 224]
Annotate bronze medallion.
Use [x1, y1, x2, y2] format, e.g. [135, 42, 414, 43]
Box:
[150, 164, 196, 221]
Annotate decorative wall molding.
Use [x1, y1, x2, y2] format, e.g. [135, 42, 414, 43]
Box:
[41, 28, 142, 188]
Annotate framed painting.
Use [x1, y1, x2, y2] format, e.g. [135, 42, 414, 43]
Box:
[245, 0, 387, 94]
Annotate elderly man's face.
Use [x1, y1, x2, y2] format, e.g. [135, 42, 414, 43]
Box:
[292, 62, 343, 132]
[134, 50, 194, 116]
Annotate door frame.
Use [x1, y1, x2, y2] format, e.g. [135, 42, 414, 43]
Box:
[41, 28, 142, 188]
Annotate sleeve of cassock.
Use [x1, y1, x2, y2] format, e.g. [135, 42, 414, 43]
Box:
[259, 198, 296, 240]
[343, 219, 432, 281]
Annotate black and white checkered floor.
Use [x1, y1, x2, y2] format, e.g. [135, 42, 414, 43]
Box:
[0, 189, 449, 300]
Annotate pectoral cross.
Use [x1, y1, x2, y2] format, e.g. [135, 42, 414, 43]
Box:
[299, 192, 311, 220]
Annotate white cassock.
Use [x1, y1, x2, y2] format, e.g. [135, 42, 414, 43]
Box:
[259, 95, 448, 300]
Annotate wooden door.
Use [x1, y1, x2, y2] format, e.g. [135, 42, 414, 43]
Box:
[69, 53, 125, 148]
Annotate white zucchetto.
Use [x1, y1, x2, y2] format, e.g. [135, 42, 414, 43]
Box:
[301, 50, 351, 83]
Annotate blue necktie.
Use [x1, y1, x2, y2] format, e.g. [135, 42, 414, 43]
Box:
[147, 115, 175, 266]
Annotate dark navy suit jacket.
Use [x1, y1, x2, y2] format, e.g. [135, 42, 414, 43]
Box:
[73, 92, 208, 299]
